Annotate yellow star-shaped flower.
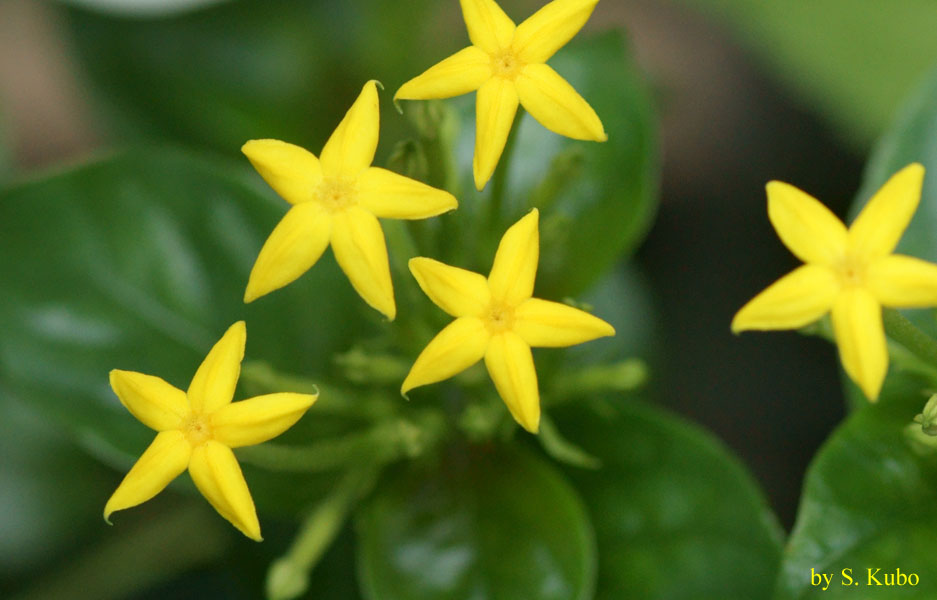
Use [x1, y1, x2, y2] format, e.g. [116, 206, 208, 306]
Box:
[732, 163, 937, 400]
[104, 321, 317, 541]
[402, 209, 615, 432]
[395, 0, 607, 191]
[242, 81, 458, 319]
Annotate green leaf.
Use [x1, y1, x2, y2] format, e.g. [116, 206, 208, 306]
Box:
[61, 0, 435, 157]
[0, 147, 373, 515]
[555, 398, 783, 600]
[7, 501, 229, 600]
[848, 62, 937, 355]
[356, 445, 596, 600]
[567, 264, 661, 367]
[0, 396, 115, 584]
[442, 31, 658, 298]
[57, 0, 230, 18]
[853, 62, 937, 262]
[518, 32, 658, 296]
[674, 0, 937, 147]
[773, 373, 937, 599]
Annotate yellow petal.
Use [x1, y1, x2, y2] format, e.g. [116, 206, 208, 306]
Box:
[188, 321, 246, 415]
[104, 430, 191, 523]
[731, 264, 839, 332]
[513, 0, 598, 63]
[330, 206, 395, 320]
[401, 317, 490, 394]
[319, 81, 380, 178]
[488, 208, 539, 306]
[485, 331, 540, 433]
[241, 139, 322, 205]
[396, 46, 492, 100]
[849, 163, 925, 259]
[211, 392, 318, 448]
[109, 370, 188, 432]
[766, 181, 847, 265]
[409, 257, 491, 318]
[188, 441, 261, 541]
[459, 0, 516, 54]
[867, 254, 937, 307]
[473, 76, 519, 190]
[357, 167, 458, 219]
[244, 202, 332, 303]
[831, 288, 887, 401]
[515, 63, 605, 141]
[514, 297, 614, 347]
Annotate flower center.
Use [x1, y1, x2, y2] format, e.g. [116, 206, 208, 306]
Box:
[836, 254, 866, 288]
[315, 177, 356, 212]
[486, 302, 515, 333]
[182, 413, 213, 447]
[491, 50, 523, 80]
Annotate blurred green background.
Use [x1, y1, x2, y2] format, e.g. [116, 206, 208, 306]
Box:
[3, 0, 937, 598]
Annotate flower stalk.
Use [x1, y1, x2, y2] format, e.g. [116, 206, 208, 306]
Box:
[236, 414, 444, 473]
[266, 467, 379, 600]
[882, 309, 937, 372]
[488, 110, 522, 231]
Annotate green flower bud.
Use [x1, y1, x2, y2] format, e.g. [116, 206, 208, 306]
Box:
[913, 393, 937, 436]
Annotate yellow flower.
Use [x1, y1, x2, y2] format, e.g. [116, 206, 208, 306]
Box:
[402, 209, 615, 432]
[395, 0, 607, 191]
[104, 321, 317, 541]
[242, 81, 458, 319]
[732, 164, 937, 401]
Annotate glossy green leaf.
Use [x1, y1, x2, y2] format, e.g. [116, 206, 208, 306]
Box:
[0, 147, 373, 515]
[0, 395, 115, 585]
[58, 0, 230, 18]
[848, 62, 937, 356]
[675, 0, 937, 147]
[555, 398, 783, 599]
[7, 501, 229, 600]
[784, 61, 937, 597]
[61, 0, 434, 157]
[773, 373, 937, 599]
[852, 63, 937, 262]
[440, 31, 658, 298]
[566, 264, 660, 367]
[356, 445, 596, 600]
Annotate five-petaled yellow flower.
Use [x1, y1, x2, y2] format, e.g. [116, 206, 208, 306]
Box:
[242, 81, 458, 319]
[732, 164, 937, 401]
[396, 0, 607, 191]
[402, 209, 615, 432]
[104, 321, 317, 541]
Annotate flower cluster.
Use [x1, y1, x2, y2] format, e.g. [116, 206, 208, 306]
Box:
[106, 0, 614, 539]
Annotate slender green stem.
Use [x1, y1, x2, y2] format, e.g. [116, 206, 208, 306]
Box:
[266, 468, 378, 600]
[382, 219, 439, 350]
[238, 410, 446, 473]
[487, 111, 523, 231]
[548, 359, 648, 405]
[239, 361, 395, 419]
[883, 309, 937, 369]
[538, 414, 600, 469]
[383, 219, 419, 278]
[886, 340, 937, 382]
[236, 421, 416, 472]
